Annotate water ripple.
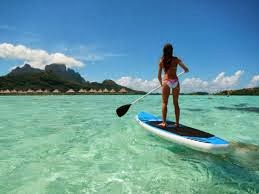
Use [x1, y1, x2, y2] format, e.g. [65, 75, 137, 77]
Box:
[0, 95, 258, 193]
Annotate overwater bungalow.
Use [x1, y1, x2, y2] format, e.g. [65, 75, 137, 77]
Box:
[103, 88, 109, 93]
[27, 89, 34, 93]
[36, 89, 43, 93]
[119, 88, 127, 93]
[52, 89, 60, 93]
[11, 89, 17, 93]
[3, 89, 11, 94]
[78, 89, 85, 93]
[89, 89, 98, 93]
[97, 89, 103, 93]
[43, 89, 50, 93]
[66, 89, 75, 93]
[110, 89, 116, 93]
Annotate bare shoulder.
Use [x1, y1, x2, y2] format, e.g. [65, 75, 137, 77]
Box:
[159, 58, 163, 68]
[173, 56, 182, 64]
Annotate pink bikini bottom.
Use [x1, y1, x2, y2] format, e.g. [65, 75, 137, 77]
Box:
[165, 78, 179, 89]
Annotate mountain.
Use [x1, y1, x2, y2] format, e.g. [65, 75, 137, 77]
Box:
[45, 64, 85, 84]
[8, 64, 43, 76]
[9, 63, 86, 84]
[0, 64, 144, 94]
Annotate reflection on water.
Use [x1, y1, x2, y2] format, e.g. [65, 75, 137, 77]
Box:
[185, 108, 204, 112]
[164, 141, 259, 193]
[216, 106, 259, 113]
[230, 141, 259, 169]
[234, 103, 249, 107]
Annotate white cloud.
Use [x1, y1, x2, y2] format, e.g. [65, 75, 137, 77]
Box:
[115, 76, 160, 92]
[212, 70, 244, 88]
[0, 43, 84, 69]
[248, 75, 259, 87]
[116, 70, 244, 93]
[182, 78, 209, 92]
[182, 70, 244, 93]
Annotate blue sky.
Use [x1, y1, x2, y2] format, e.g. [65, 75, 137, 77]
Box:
[0, 0, 258, 92]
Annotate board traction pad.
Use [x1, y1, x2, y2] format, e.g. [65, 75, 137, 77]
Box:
[137, 112, 229, 145]
[147, 121, 214, 138]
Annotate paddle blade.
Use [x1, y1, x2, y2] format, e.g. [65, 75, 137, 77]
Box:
[116, 104, 131, 117]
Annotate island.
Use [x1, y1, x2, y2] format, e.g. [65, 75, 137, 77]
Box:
[215, 88, 259, 96]
[0, 64, 145, 95]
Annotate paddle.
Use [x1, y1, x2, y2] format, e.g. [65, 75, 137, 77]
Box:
[116, 71, 185, 117]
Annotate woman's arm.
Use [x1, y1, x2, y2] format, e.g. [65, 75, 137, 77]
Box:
[158, 61, 163, 86]
[178, 59, 189, 73]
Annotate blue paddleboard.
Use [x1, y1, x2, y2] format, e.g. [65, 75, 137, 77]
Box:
[136, 112, 230, 154]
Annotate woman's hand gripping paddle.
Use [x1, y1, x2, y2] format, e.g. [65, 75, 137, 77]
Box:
[116, 71, 185, 117]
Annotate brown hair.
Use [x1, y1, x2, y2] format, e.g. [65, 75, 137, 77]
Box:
[162, 43, 173, 72]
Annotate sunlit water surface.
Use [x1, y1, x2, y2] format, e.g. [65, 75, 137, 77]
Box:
[0, 95, 258, 193]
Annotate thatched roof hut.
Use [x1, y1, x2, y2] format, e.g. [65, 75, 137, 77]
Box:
[78, 89, 85, 93]
[36, 89, 43, 93]
[3, 89, 11, 94]
[11, 89, 17, 93]
[43, 89, 50, 93]
[89, 89, 97, 93]
[97, 89, 103, 93]
[66, 89, 75, 93]
[52, 89, 60, 93]
[110, 89, 116, 93]
[27, 89, 34, 93]
[103, 88, 109, 93]
[18, 90, 25, 94]
[119, 88, 127, 93]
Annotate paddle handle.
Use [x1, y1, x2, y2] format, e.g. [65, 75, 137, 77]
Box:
[131, 71, 185, 105]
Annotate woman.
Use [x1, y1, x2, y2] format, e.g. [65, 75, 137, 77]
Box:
[158, 43, 189, 128]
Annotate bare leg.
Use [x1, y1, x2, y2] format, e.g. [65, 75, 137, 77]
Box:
[160, 84, 170, 127]
[172, 84, 180, 127]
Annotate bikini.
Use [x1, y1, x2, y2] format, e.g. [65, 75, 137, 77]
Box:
[164, 62, 179, 89]
[165, 78, 179, 89]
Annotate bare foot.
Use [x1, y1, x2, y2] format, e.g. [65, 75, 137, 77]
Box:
[158, 122, 167, 128]
[174, 123, 180, 128]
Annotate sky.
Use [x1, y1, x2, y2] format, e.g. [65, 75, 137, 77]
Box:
[0, 0, 258, 92]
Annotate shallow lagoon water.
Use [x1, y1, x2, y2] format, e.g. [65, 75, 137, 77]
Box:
[0, 95, 258, 193]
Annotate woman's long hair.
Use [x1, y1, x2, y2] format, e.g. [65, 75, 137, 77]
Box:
[162, 43, 173, 72]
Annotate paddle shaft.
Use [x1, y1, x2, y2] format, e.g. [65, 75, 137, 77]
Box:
[131, 71, 185, 105]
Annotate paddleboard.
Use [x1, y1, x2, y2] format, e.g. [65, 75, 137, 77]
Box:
[136, 112, 230, 154]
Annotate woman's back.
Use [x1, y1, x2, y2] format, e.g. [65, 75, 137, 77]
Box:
[161, 56, 180, 80]
[158, 43, 189, 128]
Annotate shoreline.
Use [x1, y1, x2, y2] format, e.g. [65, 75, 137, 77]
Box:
[0, 93, 259, 96]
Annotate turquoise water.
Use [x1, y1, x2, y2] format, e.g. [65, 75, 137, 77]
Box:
[0, 95, 258, 193]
